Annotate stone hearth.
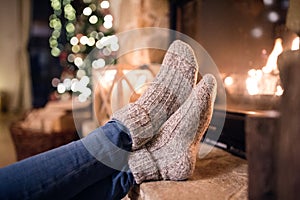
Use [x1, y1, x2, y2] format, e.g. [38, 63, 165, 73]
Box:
[123, 144, 248, 200]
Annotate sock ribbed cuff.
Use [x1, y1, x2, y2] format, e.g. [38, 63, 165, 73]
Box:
[128, 148, 161, 184]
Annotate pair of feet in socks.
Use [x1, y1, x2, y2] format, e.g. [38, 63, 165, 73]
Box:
[113, 40, 217, 184]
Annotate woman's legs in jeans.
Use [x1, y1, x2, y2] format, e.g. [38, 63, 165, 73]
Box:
[0, 120, 135, 200]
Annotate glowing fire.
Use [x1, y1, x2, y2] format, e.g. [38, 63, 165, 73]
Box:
[245, 37, 300, 96]
[246, 38, 284, 96]
[291, 37, 300, 51]
[246, 36, 300, 96]
[262, 38, 283, 74]
[224, 36, 300, 97]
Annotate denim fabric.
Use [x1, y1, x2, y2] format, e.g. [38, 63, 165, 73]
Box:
[72, 166, 134, 200]
[0, 120, 135, 200]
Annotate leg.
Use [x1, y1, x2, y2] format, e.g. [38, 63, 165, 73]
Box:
[0, 120, 134, 200]
[72, 167, 134, 200]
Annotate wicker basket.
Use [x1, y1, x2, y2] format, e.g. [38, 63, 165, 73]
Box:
[10, 122, 79, 161]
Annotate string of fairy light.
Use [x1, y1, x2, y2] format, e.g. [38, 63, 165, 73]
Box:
[49, 0, 76, 57]
[49, 0, 119, 102]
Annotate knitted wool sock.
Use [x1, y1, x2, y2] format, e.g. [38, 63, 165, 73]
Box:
[128, 74, 217, 184]
[112, 40, 198, 150]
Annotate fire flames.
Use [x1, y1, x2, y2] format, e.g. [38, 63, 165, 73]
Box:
[224, 36, 300, 97]
[246, 38, 283, 96]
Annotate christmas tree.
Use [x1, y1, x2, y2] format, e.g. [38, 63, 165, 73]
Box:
[49, 0, 118, 102]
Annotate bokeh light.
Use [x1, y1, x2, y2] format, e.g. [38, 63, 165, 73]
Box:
[70, 36, 79, 45]
[80, 36, 89, 45]
[103, 21, 113, 29]
[83, 7, 92, 16]
[87, 37, 96, 46]
[110, 43, 119, 51]
[66, 23, 75, 33]
[72, 45, 80, 53]
[224, 76, 234, 86]
[89, 15, 98, 24]
[51, 78, 61, 87]
[74, 57, 84, 67]
[263, 0, 274, 6]
[51, 47, 61, 57]
[77, 69, 86, 78]
[63, 78, 72, 90]
[268, 11, 280, 22]
[100, 1, 110, 9]
[67, 54, 76, 62]
[92, 58, 106, 69]
[57, 83, 66, 94]
[251, 27, 263, 38]
[104, 14, 113, 22]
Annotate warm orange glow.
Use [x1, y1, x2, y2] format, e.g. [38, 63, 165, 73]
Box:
[275, 85, 284, 96]
[246, 76, 259, 95]
[245, 38, 284, 96]
[224, 76, 234, 86]
[291, 37, 300, 51]
[225, 37, 299, 97]
[262, 38, 283, 74]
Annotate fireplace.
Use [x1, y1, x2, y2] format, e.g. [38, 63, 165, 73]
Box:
[171, 0, 299, 156]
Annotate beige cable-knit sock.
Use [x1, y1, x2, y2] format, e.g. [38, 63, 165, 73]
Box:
[128, 74, 217, 184]
[112, 40, 198, 150]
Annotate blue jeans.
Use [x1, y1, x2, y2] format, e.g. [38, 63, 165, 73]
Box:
[0, 120, 135, 200]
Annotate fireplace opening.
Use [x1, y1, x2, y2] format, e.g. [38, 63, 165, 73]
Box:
[171, 0, 299, 156]
[172, 0, 299, 111]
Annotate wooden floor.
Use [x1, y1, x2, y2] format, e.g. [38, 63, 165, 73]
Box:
[0, 113, 20, 167]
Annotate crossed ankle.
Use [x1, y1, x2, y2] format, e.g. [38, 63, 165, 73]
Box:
[128, 74, 217, 184]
